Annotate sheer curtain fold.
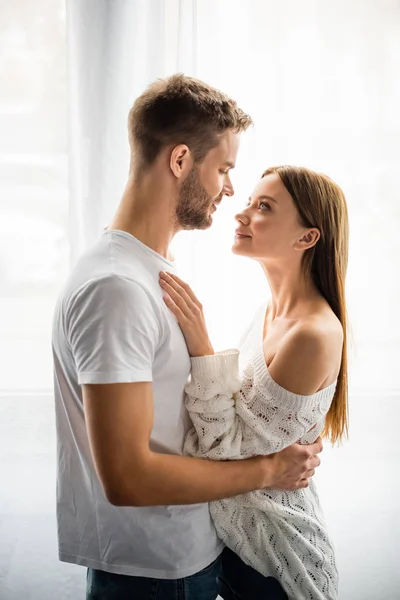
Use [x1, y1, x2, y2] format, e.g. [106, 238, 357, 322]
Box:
[67, 0, 198, 264]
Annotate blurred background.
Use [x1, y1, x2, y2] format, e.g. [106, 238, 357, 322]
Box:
[0, 0, 399, 598]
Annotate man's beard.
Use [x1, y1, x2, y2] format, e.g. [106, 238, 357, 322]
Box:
[175, 167, 219, 230]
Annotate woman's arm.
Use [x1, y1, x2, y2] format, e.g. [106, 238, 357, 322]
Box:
[159, 271, 335, 461]
[183, 336, 334, 460]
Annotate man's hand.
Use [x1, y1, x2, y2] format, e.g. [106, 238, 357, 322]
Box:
[260, 437, 323, 490]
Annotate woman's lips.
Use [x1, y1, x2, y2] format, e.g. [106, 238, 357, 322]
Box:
[234, 231, 251, 238]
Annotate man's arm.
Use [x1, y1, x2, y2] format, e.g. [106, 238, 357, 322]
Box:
[83, 381, 322, 507]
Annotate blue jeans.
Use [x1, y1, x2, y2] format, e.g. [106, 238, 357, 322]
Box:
[217, 547, 288, 600]
[86, 555, 222, 600]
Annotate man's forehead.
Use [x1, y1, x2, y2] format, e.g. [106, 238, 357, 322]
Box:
[213, 131, 240, 163]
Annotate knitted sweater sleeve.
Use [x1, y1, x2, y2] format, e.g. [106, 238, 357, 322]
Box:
[183, 350, 335, 460]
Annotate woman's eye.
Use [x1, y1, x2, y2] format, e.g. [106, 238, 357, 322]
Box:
[259, 202, 271, 211]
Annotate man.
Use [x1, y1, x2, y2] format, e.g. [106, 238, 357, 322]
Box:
[52, 74, 323, 600]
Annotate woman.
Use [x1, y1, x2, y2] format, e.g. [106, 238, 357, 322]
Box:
[159, 165, 349, 600]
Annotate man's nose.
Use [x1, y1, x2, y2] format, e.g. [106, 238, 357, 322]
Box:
[223, 180, 234, 197]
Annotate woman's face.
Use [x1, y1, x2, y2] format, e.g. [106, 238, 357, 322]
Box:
[232, 173, 315, 261]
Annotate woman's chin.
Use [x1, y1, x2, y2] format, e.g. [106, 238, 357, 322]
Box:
[231, 243, 248, 256]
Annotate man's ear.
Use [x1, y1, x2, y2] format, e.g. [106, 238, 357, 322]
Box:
[170, 144, 193, 179]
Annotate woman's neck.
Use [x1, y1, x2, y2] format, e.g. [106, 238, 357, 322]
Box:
[260, 260, 321, 320]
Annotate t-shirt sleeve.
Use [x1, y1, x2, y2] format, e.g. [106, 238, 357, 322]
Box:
[66, 275, 161, 385]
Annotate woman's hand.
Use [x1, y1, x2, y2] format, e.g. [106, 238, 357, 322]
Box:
[159, 271, 214, 357]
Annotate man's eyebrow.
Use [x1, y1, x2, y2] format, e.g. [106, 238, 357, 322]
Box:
[224, 161, 235, 169]
[248, 195, 278, 203]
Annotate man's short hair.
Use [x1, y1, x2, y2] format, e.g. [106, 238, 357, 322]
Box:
[128, 74, 252, 170]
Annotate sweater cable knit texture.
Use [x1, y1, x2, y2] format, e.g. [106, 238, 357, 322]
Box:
[183, 305, 339, 600]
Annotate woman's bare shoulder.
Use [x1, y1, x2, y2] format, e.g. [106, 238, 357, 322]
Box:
[267, 308, 343, 395]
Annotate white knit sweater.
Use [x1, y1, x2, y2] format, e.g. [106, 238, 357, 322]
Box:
[183, 305, 339, 600]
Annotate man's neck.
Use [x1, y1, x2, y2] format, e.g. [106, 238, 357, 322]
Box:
[108, 173, 179, 260]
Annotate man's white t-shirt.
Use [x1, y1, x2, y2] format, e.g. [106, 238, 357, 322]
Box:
[52, 229, 223, 579]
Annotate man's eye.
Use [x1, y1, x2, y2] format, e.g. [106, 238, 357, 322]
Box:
[219, 169, 228, 175]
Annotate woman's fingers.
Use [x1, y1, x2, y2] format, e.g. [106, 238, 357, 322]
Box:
[160, 277, 200, 320]
[162, 292, 184, 321]
[160, 280, 190, 318]
[159, 272, 213, 357]
[161, 272, 202, 308]
[159, 272, 198, 314]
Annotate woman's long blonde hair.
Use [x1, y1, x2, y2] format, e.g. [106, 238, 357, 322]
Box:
[263, 166, 349, 444]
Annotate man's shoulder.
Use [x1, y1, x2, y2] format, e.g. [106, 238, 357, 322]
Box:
[67, 244, 156, 306]
[65, 273, 157, 318]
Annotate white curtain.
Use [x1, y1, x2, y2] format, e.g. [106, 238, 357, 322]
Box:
[1, 0, 399, 598]
[67, 0, 199, 263]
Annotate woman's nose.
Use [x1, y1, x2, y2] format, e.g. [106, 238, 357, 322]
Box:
[235, 211, 250, 225]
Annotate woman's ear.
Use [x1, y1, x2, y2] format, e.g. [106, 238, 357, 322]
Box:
[295, 228, 320, 251]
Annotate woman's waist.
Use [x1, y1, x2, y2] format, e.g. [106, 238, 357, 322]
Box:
[210, 482, 326, 527]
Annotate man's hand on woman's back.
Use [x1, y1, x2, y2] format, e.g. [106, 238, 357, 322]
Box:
[260, 437, 323, 490]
